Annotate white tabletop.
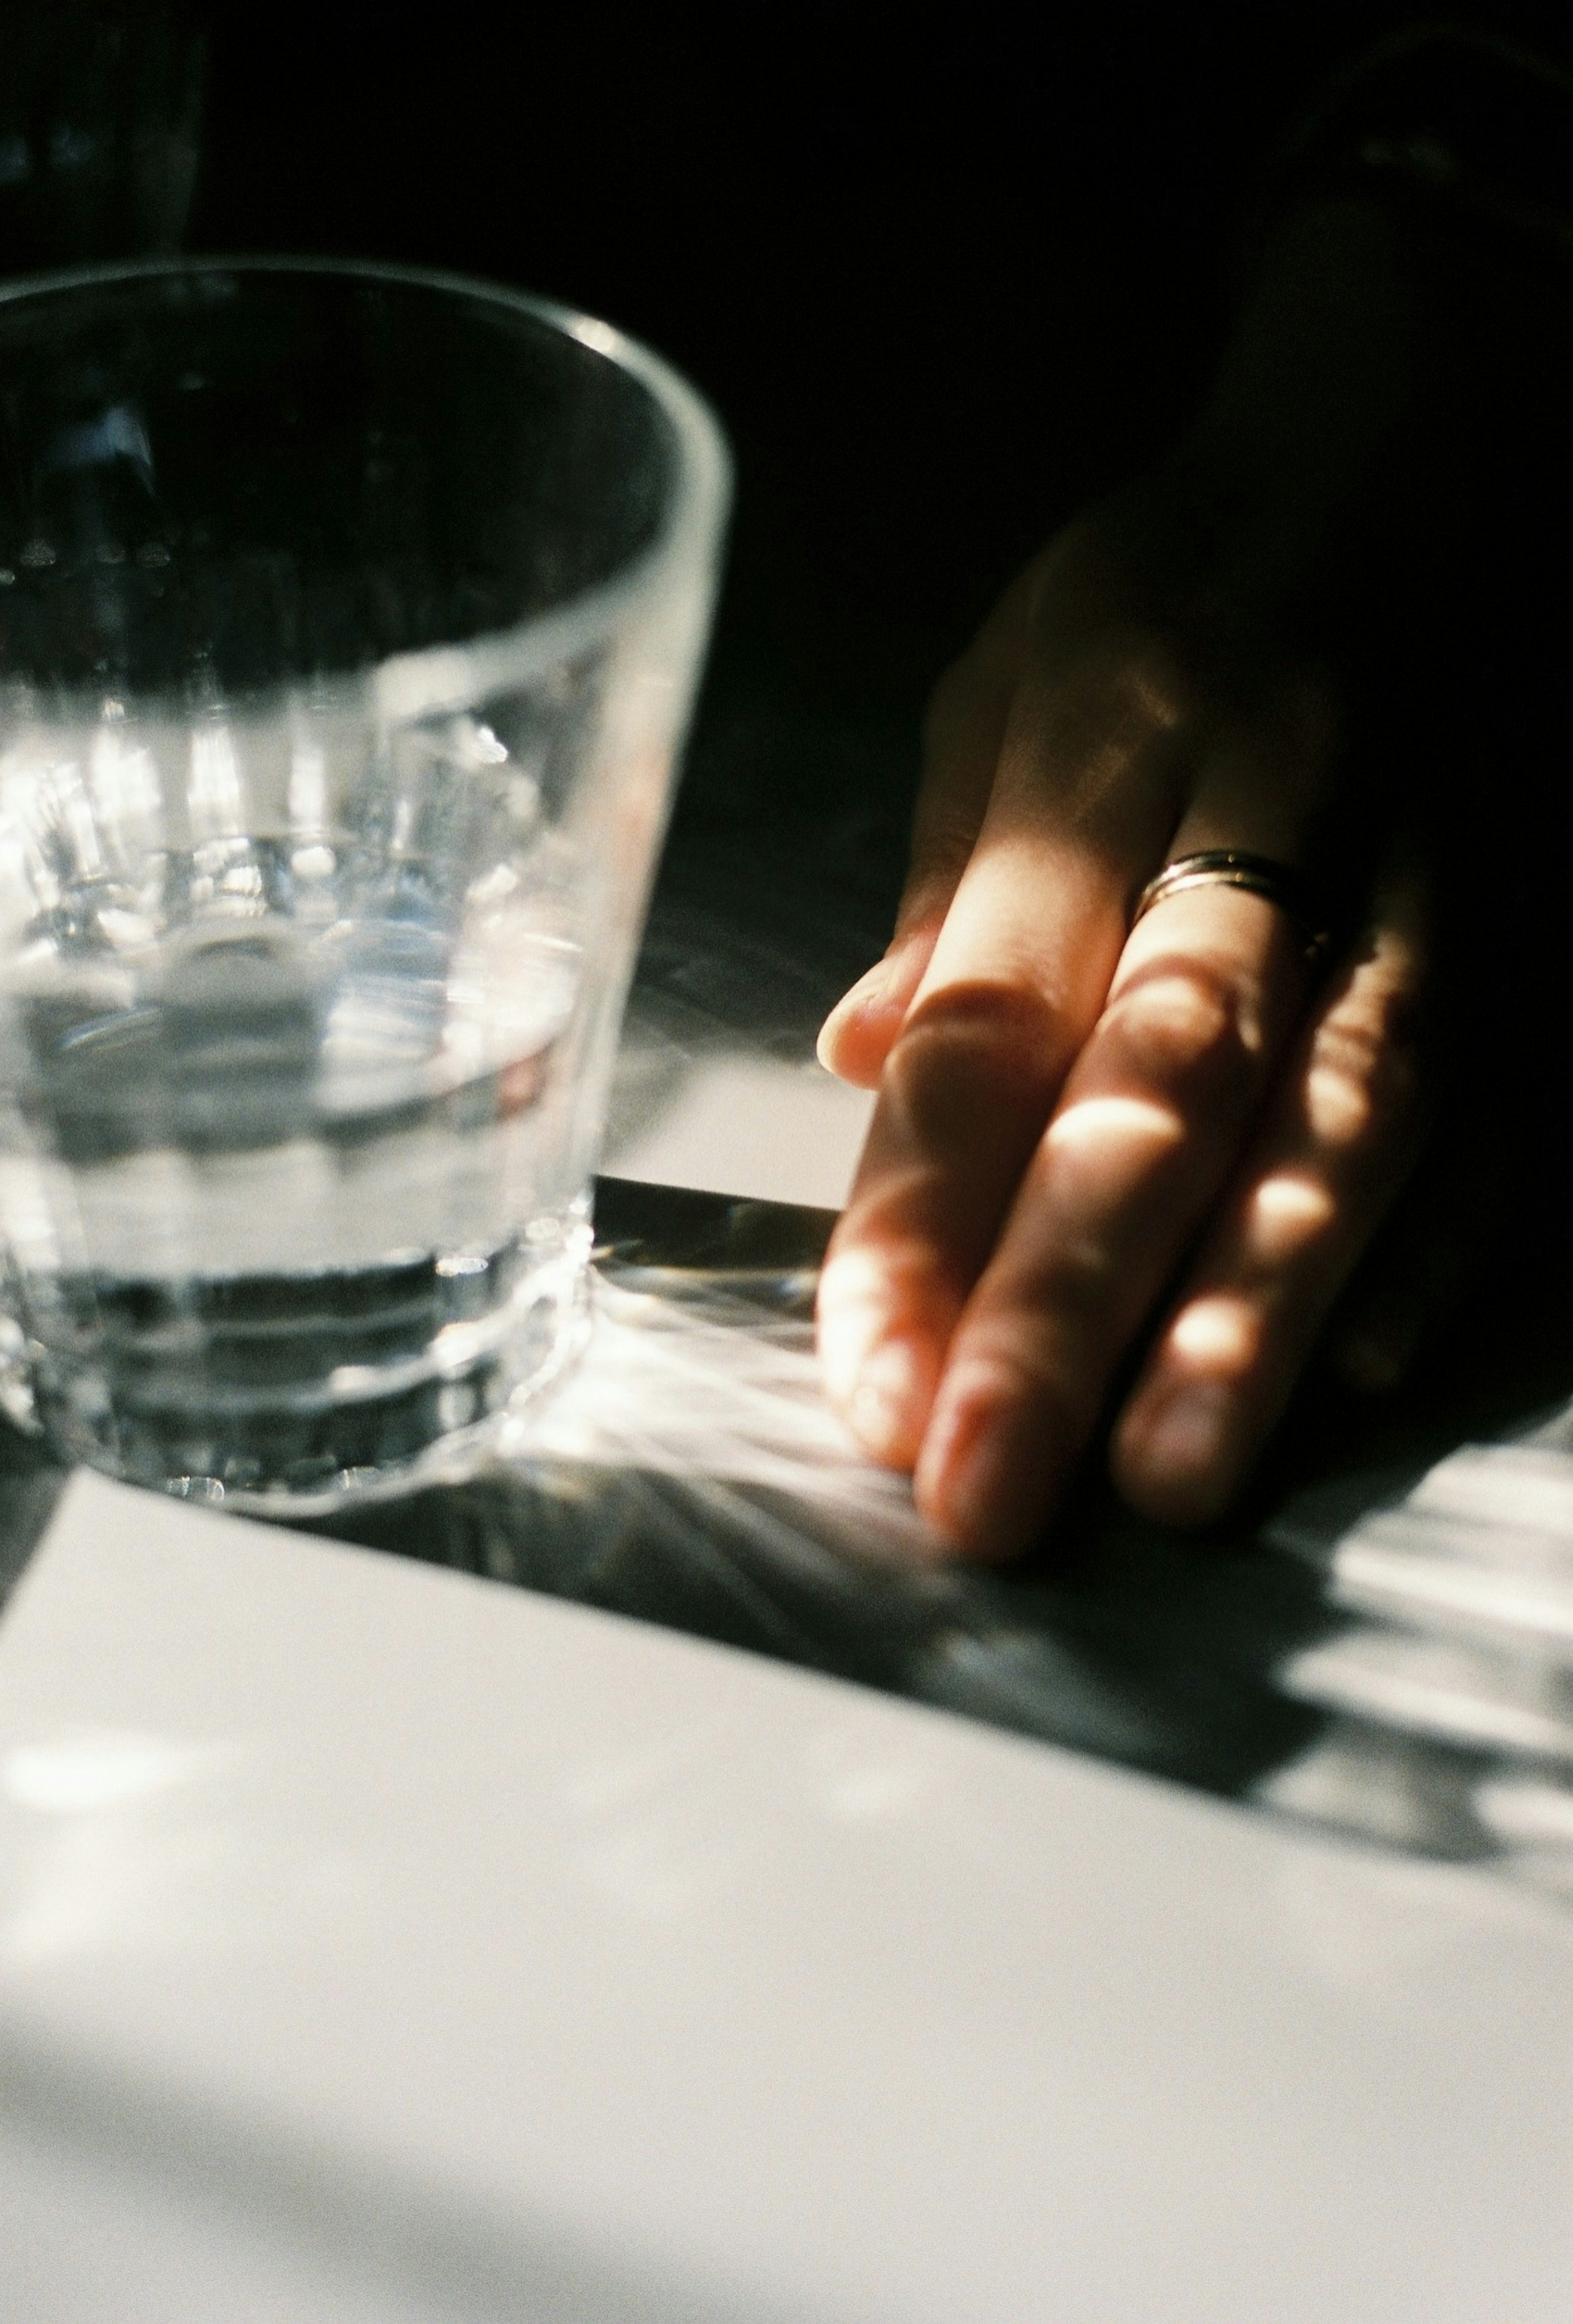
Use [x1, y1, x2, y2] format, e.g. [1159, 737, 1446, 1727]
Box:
[0, 960, 1571, 2322]
[2, 1473, 1571, 2324]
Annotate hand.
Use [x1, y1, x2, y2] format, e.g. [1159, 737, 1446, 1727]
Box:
[816, 488, 1430, 1556]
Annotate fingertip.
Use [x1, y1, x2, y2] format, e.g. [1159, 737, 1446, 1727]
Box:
[913, 1375, 1054, 1562]
[817, 1248, 941, 1467]
[816, 990, 901, 1087]
[817, 932, 935, 1087]
[844, 1334, 935, 1468]
[1110, 1386, 1239, 1528]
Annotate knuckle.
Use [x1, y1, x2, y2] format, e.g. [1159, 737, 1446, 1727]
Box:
[899, 976, 1059, 1062]
[1029, 629, 1198, 812]
[894, 979, 1055, 1083]
[1303, 1042, 1408, 1153]
[946, 1330, 1073, 1418]
[1047, 612, 1200, 729]
[959, 1242, 1133, 1408]
[1097, 962, 1258, 1108]
[982, 1217, 1155, 1363]
[1303, 964, 1428, 1152]
[883, 981, 1065, 1155]
[1024, 1240, 1125, 1334]
[1102, 625, 1201, 733]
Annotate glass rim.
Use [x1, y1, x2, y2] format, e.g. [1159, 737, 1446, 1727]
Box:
[0, 253, 733, 723]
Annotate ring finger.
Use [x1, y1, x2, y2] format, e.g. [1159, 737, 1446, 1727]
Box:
[1112, 858, 1429, 1524]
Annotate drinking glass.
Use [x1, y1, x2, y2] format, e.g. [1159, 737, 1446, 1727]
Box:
[0, 258, 729, 1510]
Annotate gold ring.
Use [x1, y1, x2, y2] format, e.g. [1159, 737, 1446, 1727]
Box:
[1131, 850, 1333, 965]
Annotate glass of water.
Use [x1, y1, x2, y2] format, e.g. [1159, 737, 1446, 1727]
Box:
[0, 259, 729, 1510]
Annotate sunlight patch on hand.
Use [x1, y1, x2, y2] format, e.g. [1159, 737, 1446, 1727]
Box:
[1247, 1170, 1335, 1262]
[1305, 1058, 1371, 1146]
[816, 1247, 907, 1403]
[1043, 1092, 1184, 1158]
[1168, 1292, 1259, 1375]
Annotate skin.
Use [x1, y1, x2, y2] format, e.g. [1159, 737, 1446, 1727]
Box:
[815, 198, 1453, 1558]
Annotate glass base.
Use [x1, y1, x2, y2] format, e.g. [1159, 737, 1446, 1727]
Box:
[20, 1221, 594, 1519]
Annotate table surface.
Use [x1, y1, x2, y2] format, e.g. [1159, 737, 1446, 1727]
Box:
[1, 798, 1571, 2323]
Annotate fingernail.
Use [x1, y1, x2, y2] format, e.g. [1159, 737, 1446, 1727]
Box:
[848, 1335, 930, 1465]
[817, 957, 897, 1057]
[847, 953, 900, 1009]
[1134, 1383, 1232, 1486]
[917, 1383, 1040, 1561]
[817, 935, 932, 1076]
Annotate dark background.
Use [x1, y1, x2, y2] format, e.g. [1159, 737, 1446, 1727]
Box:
[2, 6, 1566, 927]
[189, 7, 1371, 733]
[0, 6, 1457, 814]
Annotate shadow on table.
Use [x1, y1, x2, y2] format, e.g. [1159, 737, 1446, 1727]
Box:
[1, 1175, 1568, 1894]
[312, 1178, 1573, 1897]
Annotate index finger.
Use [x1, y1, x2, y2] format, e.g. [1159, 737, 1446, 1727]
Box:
[818, 553, 1045, 1090]
[816, 622, 1193, 1462]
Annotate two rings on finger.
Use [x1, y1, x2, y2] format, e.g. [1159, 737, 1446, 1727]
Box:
[1131, 850, 1334, 967]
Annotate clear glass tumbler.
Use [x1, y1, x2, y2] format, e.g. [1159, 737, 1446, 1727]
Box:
[0, 259, 729, 1510]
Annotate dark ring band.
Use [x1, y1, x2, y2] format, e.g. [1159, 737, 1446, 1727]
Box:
[1131, 850, 1333, 965]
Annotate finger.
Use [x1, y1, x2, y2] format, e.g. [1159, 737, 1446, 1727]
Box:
[900, 679, 1337, 1557]
[819, 558, 1045, 1088]
[1112, 866, 1428, 1524]
[816, 924, 936, 1089]
[818, 614, 1200, 1469]
[909, 878, 1315, 1555]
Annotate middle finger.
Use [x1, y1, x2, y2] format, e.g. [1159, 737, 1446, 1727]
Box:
[913, 876, 1315, 1557]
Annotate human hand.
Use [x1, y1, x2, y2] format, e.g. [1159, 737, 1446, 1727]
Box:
[815, 488, 1430, 1557]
